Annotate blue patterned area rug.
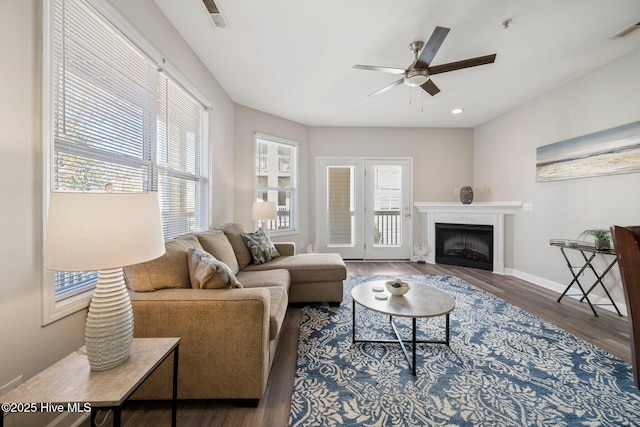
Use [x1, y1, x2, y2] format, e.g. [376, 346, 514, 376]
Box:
[289, 275, 640, 426]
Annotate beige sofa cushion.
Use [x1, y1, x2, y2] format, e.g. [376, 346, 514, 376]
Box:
[236, 269, 290, 290]
[187, 248, 243, 289]
[220, 223, 253, 270]
[124, 234, 202, 292]
[242, 253, 347, 284]
[196, 231, 240, 275]
[273, 242, 296, 257]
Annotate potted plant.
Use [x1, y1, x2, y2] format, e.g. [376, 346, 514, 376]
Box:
[579, 228, 611, 250]
[373, 224, 383, 244]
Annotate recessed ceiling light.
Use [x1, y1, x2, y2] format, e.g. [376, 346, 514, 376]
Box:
[451, 108, 464, 114]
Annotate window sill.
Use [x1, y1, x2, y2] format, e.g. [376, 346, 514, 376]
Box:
[42, 284, 92, 326]
[270, 229, 298, 238]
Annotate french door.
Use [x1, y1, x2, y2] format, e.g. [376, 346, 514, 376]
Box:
[316, 158, 412, 260]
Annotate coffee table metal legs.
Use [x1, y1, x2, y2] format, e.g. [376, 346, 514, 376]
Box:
[352, 300, 451, 376]
[390, 316, 417, 375]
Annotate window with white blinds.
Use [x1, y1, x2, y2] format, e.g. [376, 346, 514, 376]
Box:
[47, 0, 208, 302]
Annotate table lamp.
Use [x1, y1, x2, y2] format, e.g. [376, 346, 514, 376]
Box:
[251, 201, 277, 234]
[44, 190, 165, 371]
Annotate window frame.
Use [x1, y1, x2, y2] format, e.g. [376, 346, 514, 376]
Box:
[41, 0, 211, 325]
[254, 133, 299, 236]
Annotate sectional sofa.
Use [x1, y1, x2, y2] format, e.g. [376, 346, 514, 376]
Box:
[123, 223, 347, 402]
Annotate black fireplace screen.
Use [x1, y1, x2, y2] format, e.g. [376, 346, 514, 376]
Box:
[435, 223, 493, 271]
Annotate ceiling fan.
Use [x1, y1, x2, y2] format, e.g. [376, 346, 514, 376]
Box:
[353, 26, 497, 96]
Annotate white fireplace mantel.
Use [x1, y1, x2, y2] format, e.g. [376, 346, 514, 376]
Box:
[414, 202, 522, 274]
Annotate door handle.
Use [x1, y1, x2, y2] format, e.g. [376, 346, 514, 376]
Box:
[405, 213, 411, 217]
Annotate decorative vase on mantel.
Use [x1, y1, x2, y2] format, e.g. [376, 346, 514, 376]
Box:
[460, 186, 474, 204]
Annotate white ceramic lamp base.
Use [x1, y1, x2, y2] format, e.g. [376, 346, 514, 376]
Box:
[84, 267, 133, 371]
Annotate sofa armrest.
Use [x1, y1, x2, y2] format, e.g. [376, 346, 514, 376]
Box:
[274, 242, 296, 256]
[128, 287, 271, 400]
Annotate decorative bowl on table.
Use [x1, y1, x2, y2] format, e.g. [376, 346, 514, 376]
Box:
[385, 279, 410, 296]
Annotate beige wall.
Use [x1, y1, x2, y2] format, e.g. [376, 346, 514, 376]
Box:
[233, 104, 311, 248]
[0, 3, 233, 425]
[308, 127, 474, 245]
[473, 47, 640, 313]
[231, 111, 473, 252]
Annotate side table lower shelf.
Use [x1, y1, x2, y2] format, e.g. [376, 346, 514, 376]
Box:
[1, 337, 180, 427]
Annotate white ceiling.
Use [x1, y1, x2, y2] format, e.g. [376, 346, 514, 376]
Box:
[154, 0, 640, 128]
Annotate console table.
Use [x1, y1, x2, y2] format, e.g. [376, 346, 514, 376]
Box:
[0, 337, 180, 427]
[550, 240, 622, 317]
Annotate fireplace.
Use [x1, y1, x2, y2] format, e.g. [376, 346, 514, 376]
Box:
[436, 223, 493, 271]
[435, 223, 494, 271]
[414, 202, 521, 274]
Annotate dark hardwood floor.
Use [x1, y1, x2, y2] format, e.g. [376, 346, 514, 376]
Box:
[98, 262, 630, 427]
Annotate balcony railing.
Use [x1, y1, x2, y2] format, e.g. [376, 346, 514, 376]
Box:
[273, 209, 399, 242]
[373, 210, 400, 245]
[264, 208, 291, 231]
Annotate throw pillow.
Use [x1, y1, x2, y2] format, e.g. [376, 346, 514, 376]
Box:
[187, 248, 243, 289]
[241, 229, 280, 265]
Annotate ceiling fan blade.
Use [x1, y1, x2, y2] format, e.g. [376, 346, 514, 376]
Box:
[428, 54, 497, 75]
[416, 26, 450, 67]
[421, 79, 440, 96]
[368, 78, 404, 96]
[353, 64, 406, 75]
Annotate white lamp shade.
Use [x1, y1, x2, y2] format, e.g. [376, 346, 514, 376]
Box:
[44, 191, 166, 271]
[251, 201, 277, 221]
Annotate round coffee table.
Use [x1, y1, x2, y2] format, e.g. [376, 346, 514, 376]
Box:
[351, 280, 455, 375]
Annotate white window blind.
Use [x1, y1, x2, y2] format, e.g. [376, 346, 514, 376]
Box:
[50, 0, 208, 301]
[326, 166, 354, 245]
[156, 76, 205, 237]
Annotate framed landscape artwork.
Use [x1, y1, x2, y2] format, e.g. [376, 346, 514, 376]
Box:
[536, 121, 640, 182]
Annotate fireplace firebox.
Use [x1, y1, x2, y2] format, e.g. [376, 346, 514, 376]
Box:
[435, 223, 494, 271]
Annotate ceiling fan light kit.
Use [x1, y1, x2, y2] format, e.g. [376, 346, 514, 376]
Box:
[405, 70, 429, 87]
[353, 26, 497, 97]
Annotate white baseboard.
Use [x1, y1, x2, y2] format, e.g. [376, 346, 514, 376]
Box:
[393, 261, 626, 315]
[507, 268, 627, 316]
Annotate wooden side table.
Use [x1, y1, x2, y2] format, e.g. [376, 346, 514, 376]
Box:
[0, 337, 180, 427]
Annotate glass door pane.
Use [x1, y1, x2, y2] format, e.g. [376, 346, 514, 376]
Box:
[364, 159, 411, 260]
[326, 166, 355, 246]
[372, 165, 402, 247]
